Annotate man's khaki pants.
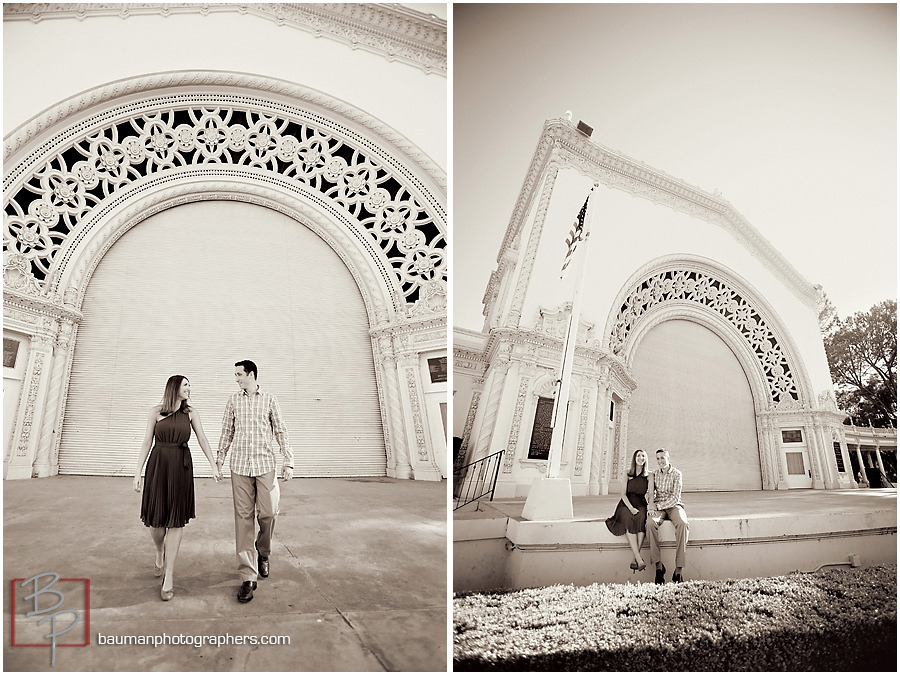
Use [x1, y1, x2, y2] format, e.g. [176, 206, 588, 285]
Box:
[648, 505, 690, 569]
[231, 470, 280, 582]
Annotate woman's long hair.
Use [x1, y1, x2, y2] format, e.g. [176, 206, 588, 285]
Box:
[628, 449, 649, 478]
[160, 375, 191, 415]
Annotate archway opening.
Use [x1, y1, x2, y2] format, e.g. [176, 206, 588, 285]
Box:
[628, 319, 762, 491]
[59, 199, 386, 476]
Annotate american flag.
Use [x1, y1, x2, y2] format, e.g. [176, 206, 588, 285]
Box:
[560, 192, 591, 276]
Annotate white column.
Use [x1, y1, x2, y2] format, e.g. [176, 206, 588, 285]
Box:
[810, 419, 832, 489]
[872, 434, 887, 477]
[6, 335, 54, 480]
[587, 382, 607, 495]
[756, 415, 775, 490]
[397, 354, 442, 481]
[853, 440, 868, 485]
[34, 318, 77, 477]
[468, 343, 513, 462]
[374, 334, 411, 479]
[454, 379, 484, 471]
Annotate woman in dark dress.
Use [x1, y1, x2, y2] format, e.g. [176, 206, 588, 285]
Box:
[133, 375, 220, 600]
[605, 449, 649, 571]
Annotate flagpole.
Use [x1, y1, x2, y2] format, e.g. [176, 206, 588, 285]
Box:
[547, 184, 596, 479]
[521, 182, 598, 521]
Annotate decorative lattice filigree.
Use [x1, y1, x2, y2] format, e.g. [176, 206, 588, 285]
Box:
[4, 106, 446, 305]
[610, 269, 799, 404]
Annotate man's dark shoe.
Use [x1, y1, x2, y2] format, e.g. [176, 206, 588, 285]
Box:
[654, 563, 666, 585]
[672, 572, 683, 583]
[256, 543, 269, 578]
[237, 581, 257, 603]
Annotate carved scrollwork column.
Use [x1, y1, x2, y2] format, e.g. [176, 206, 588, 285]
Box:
[502, 373, 531, 475]
[801, 416, 825, 490]
[586, 365, 611, 495]
[607, 395, 630, 496]
[573, 386, 592, 479]
[810, 416, 837, 489]
[33, 316, 80, 477]
[589, 381, 609, 495]
[399, 351, 441, 480]
[765, 417, 789, 490]
[6, 331, 56, 479]
[370, 333, 397, 474]
[373, 333, 410, 479]
[385, 331, 442, 481]
[755, 414, 775, 490]
[454, 379, 483, 472]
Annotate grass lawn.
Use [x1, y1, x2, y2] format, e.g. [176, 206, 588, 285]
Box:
[454, 563, 897, 671]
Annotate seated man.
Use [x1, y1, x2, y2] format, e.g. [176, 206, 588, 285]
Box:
[647, 447, 690, 583]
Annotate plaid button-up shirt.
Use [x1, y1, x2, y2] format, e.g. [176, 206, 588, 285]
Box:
[652, 464, 684, 511]
[217, 387, 294, 477]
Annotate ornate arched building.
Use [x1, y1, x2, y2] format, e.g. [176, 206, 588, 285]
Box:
[453, 117, 856, 497]
[4, 4, 447, 481]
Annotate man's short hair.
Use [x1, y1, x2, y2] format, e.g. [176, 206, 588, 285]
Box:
[656, 447, 669, 456]
[235, 360, 258, 379]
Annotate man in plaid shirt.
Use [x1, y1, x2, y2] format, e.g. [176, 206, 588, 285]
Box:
[217, 360, 294, 603]
[647, 447, 690, 584]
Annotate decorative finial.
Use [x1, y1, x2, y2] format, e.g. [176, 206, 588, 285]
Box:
[565, 110, 573, 122]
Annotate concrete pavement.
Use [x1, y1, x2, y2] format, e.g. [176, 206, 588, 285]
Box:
[4, 475, 448, 672]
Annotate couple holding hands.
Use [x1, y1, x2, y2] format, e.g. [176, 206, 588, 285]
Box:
[133, 360, 293, 603]
[606, 447, 690, 584]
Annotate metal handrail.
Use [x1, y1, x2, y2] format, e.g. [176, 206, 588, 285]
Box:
[453, 449, 504, 510]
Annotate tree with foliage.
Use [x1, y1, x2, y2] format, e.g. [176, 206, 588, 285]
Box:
[824, 299, 897, 427]
[817, 290, 840, 337]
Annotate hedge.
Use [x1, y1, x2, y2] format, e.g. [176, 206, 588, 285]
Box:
[454, 563, 897, 671]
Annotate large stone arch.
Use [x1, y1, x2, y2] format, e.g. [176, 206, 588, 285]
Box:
[4, 71, 447, 480]
[603, 255, 818, 490]
[605, 255, 815, 410]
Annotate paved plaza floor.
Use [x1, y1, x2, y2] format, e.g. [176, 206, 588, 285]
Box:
[4, 475, 448, 672]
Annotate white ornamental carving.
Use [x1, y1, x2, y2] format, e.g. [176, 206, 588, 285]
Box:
[3, 3, 446, 75]
[5, 102, 446, 308]
[611, 268, 800, 405]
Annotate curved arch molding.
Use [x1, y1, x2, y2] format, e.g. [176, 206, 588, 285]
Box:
[4, 71, 447, 318]
[606, 256, 813, 409]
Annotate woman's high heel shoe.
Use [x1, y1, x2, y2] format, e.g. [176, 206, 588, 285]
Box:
[160, 575, 174, 601]
[629, 561, 639, 570]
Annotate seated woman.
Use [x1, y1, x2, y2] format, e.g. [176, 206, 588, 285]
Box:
[605, 449, 649, 571]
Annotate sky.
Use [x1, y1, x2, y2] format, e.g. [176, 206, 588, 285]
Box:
[453, 3, 897, 331]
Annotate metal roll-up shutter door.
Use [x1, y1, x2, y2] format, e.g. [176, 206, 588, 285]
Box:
[627, 319, 761, 491]
[59, 200, 386, 477]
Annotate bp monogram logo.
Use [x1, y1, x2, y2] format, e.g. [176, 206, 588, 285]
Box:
[11, 573, 89, 666]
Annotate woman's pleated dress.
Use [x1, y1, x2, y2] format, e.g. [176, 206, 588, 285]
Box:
[141, 409, 195, 528]
[604, 474, 648, 536]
